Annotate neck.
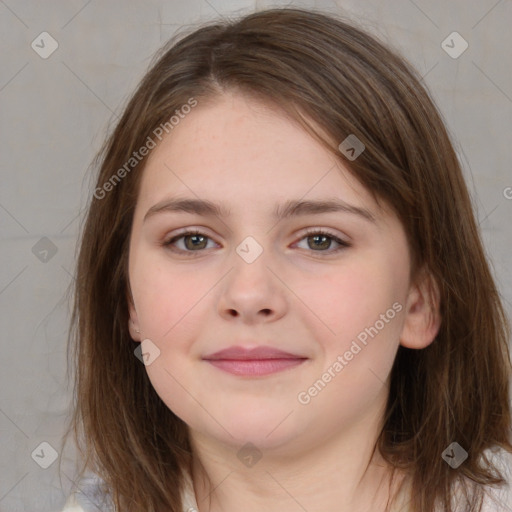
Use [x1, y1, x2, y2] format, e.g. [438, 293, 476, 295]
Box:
[188, 394, 407, 512]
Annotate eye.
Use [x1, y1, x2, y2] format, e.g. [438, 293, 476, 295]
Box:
[163, 230, 217, 254]
[162, 228, 350, 257]
[294, 228, 350, 255]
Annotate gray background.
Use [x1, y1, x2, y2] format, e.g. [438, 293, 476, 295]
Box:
[0, 0, 511, 510]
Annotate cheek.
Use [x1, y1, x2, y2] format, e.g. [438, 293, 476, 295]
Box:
[297, 258, 401, 342]
[130, 252, 211, 342]
[298, 255, 408, 391]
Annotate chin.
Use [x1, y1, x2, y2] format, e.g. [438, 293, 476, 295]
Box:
[211, 412, 303, 451]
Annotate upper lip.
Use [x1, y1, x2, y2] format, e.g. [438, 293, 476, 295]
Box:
[203, 345, 307, 360]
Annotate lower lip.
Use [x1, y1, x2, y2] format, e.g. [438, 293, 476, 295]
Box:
[205, 358, 306, 376]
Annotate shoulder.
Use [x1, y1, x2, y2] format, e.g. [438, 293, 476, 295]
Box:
[478, 446, 512, 511]
[60, 493, 87, 512]
[394, 447, 512, 512]
[59, 470, 198, 512]
[449, 446, 512, 511]
[58, 471, 113, 512]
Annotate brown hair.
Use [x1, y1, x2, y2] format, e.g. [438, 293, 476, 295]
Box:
[60, 6, 512, 512]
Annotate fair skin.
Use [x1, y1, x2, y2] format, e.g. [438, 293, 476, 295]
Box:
[127, 91, 441, 512]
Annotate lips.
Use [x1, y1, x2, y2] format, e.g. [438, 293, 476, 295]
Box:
[204, 345, 305, 360]
[202, 345, 308, 377]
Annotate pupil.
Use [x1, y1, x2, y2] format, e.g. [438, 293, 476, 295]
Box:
[187, 235, 205, 249]
[311, 235, 329, 250]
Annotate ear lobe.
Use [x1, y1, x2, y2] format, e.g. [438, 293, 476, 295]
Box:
[400, 268, 442, 350]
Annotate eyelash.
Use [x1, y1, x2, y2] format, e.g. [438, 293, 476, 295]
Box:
[162, 228, 350, 257]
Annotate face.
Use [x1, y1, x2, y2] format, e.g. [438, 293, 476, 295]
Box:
[127, 91, 416, 454]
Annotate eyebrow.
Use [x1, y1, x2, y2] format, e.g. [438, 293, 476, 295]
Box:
[143, 197, 376, 223]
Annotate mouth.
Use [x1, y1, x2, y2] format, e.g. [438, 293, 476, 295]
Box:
[202, 345, 308, 377]
[205, 358, 307, 376]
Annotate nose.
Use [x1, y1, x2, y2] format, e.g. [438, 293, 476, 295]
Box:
[217, 250, 288, 325]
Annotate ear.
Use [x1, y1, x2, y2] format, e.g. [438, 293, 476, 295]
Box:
[400, 267, 442, 349]
[127, 284, 141, 342]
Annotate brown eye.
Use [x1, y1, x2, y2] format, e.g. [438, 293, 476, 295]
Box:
[163, 230, 215, 253]
[182, 233, 208, 250]
[295, 229, 350, 255]
[307, 234, 332, 250]
[162, 228, 350, 257]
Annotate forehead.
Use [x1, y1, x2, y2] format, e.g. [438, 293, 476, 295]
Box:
[135, 91, 377, 217]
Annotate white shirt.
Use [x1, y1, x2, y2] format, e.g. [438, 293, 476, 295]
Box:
[59, 470, 198, 512]
[457, 446, 512, 512]
[59, 448, 512, 512]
